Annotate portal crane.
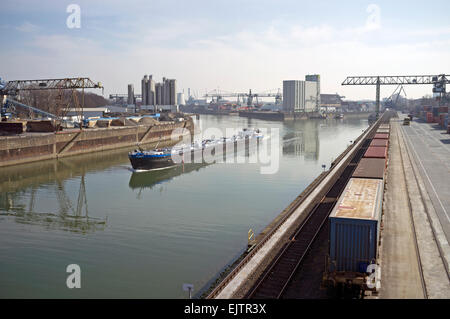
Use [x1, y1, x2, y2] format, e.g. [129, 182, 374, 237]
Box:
[384, 84, 407, 110]
[1, 77, 103, 122]
[109, 93, 142, 105]
[342, 74, 449, 119]
[204, 88, 282, 107]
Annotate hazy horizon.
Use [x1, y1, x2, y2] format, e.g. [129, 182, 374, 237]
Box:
[1, 0, 449, 101]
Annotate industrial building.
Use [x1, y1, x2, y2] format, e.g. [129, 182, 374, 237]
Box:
[283, 75, 320, 113]
[320, 93, 343, 112]
[127, 84, 134, 105]
[139, 75, 177, 108]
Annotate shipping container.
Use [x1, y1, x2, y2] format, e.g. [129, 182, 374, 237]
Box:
[352, 158, 386, 179]
[379, 124, 390, 129]
[329, 178, 383, 273]
[432, 107, 439, 117]
[370, 139, 388, 147]
[373, 133, 389, 139]
[364, 146, 387, 159]
[376, 128, 390, 134]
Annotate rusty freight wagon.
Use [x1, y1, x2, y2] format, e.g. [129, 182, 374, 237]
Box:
[363, 146, 387, 159]
[369, 139, 389, 148]
[352, 158, 386, 180]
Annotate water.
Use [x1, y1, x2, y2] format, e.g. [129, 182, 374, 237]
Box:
[0, 115, 368, 298]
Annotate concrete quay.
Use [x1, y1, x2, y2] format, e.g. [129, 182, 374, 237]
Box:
[0, 119, 193, 167]
[379, 117, 450, 299]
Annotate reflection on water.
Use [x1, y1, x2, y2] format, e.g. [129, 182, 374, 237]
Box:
[0, 115, 369, 298]
[129, 163, 209, 198]
[282, 120, 319, 160]
[0, 150, 128, 234]
[0, 174, 107, 234]
[128, 142, 260, 197]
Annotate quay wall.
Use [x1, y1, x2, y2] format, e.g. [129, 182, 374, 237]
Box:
[0, 119, 194, 167]
[238, 111, 284, 121]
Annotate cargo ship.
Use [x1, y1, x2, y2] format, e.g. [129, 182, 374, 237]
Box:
[128, 128, 264, 171]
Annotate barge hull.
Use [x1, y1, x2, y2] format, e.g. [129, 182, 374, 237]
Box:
[0, 120, 193, 167]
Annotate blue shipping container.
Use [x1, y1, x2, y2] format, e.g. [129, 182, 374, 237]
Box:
[329, 178, 383, 273]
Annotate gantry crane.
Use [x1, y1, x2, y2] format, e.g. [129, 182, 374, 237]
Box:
[385, 84, 407, 110]
[0, 77, 103, 123]
[109, 93, 142, 105]
[204, 88, 282, 107]
[342, 74, 450, 119]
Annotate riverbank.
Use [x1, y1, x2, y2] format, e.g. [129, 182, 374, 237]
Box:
[0, 118, 193, 167]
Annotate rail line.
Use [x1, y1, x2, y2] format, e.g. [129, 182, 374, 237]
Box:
[206, 113, 390, 299]
[245, 141, 369, 299]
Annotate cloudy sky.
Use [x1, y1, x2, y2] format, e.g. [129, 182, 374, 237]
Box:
[1, 0, 449, 100]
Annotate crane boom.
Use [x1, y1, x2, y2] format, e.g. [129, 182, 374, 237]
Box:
[0, 77, 102, 96]
[342, 74, 449, 119]
[1, 77, 103, 122]
[342, 74, 449, 86]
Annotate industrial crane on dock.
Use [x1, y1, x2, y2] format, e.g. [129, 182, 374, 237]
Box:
[204, 88, 282, 107]
[0, 77, 103, 123]
[342, 74, 450, 119]
[385, 84, 407, 110]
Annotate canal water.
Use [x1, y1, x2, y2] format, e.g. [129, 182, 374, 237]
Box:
[0, 115, 368, 298]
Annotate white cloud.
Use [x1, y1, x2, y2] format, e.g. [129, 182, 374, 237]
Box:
[2, 18, 450, 100]
[15, 21, 39, 33]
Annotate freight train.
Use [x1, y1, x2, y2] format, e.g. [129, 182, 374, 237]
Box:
[322, 122, 390, 295]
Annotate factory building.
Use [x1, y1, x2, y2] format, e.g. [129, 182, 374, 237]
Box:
[305, 74, 321, 111]
[146, 75, 155, 106]
[283, 77, 320, 113]
[177, 92, 185, 105]
[155, 83, 163, 105]
[161, 77, 177, 105]
[141, 76, 147, 105]
[127, 84, 134, 105]
[320, 94, 343, 112]
[139, 75, 177, 107]
[141, 75, 156, 106]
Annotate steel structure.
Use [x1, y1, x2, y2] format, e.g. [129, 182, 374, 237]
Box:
[204, 89, 282, 107]
[385, 85, 407, 110]
[0, 78, 102, 96]
[342, 75, 449, 86]
[1, 77, 103, 123]
[342, 74, 449, 119]
[109, 93, 142, 105]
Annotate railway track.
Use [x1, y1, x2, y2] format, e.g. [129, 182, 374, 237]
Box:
[245, 138, 370, 299]
[206, 113, 392, 299]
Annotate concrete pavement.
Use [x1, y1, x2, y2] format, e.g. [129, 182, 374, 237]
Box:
[379, 121, 425, 298]
[380, 118, 450, 298]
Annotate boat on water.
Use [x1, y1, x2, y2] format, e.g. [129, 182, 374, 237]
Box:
[128, 128, 264, 171]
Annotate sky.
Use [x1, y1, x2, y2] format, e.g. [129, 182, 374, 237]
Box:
[0, 0, 449, 100]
